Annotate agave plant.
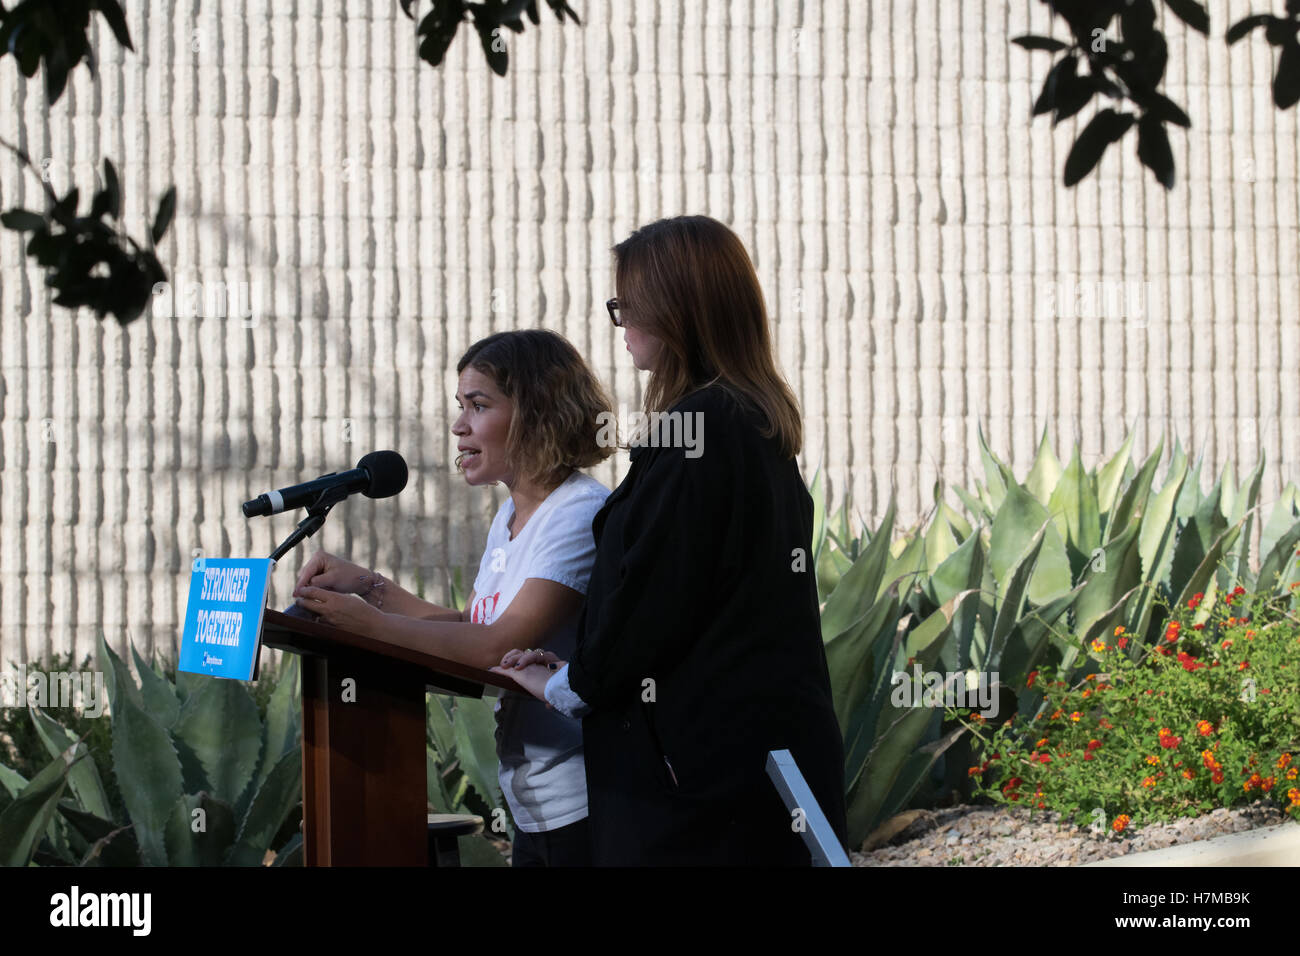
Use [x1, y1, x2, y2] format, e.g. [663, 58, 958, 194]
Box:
[424, 566, 510, 866]
[0, 634, 303, 866]
[813, 429, 1300, 848]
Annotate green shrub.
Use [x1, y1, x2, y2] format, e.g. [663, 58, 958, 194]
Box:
[957, 580, 1300, 831]
[0, 635, 302, 867]
[816, 428, 1300, 847]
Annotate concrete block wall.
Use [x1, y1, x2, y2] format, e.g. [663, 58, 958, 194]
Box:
[0, 1, 1296, 667]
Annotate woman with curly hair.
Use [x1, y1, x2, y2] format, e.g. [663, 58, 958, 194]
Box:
[292, 328, 614, 866]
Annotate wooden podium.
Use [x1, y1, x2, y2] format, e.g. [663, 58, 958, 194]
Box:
[261, 608, 516, 866]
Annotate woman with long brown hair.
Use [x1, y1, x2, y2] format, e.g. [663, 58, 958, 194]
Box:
[495, 216, 847, 865]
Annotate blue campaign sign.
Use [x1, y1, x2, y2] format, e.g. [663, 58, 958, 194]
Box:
[179, 558, 274, 680]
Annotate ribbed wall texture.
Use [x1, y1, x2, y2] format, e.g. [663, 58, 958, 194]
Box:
[1, 1, 1297, 668]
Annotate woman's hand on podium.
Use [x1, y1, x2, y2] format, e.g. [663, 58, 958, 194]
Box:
[489, 647, 565, 704]
[500, 647, 561, 670]
[294, 550, 373, 595]
[292, 585, 383, 637]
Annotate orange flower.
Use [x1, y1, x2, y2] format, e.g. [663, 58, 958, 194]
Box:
[1112, 814, 1131, 833]
[1142, 776, 1157, 788]
[1026, 670, 1038, 688]
[1113, 625, 1125, 636]
[1146, 755, 1161, 766]
[1070, 711, 1082, 722]
[1277, 754, 1292, 769]
[1239, 660, 1250, 671]
[1182, 769, 1195, 779]
[1196, 720, 1214, 736]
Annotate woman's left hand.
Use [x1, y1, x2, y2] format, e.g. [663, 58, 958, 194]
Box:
[489, 648, 566, 703]
[293, 585, 383, 637]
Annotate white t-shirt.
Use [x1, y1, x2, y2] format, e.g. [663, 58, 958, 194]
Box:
[469, 470, 609, 832]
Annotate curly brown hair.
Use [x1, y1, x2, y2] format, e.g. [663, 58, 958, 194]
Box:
[457, 329, 615, 489]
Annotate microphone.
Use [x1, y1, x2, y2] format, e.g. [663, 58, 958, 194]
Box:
[242, 450, 408, 518]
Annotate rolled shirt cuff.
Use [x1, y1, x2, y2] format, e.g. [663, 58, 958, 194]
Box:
[544, 663, 592, 718]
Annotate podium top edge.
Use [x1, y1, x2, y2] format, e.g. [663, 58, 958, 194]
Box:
[262, 608, 518, 693]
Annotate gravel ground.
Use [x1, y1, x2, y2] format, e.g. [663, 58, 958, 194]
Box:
[851, 801, 1293, 866]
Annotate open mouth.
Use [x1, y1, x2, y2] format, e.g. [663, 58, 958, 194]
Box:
[455, 449, 481, 469]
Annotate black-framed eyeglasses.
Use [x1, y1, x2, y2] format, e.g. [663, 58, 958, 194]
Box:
[607, 298, 623, 328]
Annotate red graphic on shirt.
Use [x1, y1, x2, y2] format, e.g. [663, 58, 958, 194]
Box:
[471, 591, 500, 625]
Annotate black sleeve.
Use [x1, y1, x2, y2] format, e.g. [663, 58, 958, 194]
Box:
[566, 436, 741, 713]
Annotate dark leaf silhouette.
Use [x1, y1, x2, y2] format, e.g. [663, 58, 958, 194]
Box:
[0, 209, 47, 231]
[1276, 39, 1300, 109]
[90, 157, 122, 220]
[1122, 0, 1157, 54]
[152, 186, 176, 246]
[547, 0, 580, 24]
[1147, 92, 1192, 127]
[1162, 0, 1210, 35]
[1034, 55, 1075, 116]
[1265, 16, 1297, 46]
[1137, 113, 1175, 188]
[1018, 3, 1195, 187]
[1064, 108, 1135, 187]
[475, 18, 508, 76]
[1013, 35, 1070, 52]
[96, 0, 134, 52]
[1227, 14, 1274, 45]
[413, 1, 465, 68]
[402, 0, 577, 73]
[1053, 65, 1098, 125]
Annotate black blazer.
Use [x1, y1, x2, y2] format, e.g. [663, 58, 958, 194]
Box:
[568, 384, 848, 865]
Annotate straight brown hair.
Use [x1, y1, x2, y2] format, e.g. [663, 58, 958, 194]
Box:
[612, 215, 803, 458]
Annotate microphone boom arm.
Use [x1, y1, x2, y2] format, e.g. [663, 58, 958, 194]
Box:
[268, 484, 351, 562]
